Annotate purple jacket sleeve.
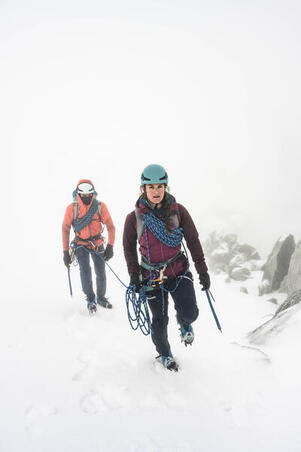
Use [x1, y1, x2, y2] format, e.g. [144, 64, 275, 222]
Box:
[123, 211, 140, 275]
[178, 203, 208, 274]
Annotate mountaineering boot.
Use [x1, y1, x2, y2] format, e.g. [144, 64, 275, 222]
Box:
[87, 299, 97, 315]
[157, 351, 179, 372]
[180, 324, 194, 346]
[97, 297, 113, 309]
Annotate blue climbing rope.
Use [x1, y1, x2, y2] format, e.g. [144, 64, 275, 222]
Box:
[143, 212, 183, 247]
[70, 242, 152, 335]
[125, 286, 151, 336]
[72, 199, 99, 233]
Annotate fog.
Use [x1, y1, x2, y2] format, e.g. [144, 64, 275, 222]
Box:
[1, 1, 301, 296]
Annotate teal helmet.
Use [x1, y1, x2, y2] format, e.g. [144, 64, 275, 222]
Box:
[141, 164, 168, 185]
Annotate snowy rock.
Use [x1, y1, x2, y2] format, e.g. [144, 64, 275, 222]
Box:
[258, 279, 271, 296]
[237, 243, 260, 261]
[287, 240, 301, 295]
[204, 231, 261, 281]
[279, 275, 288, 293]
[230, 266, 251, 281]
[266, 298, 278, 305]
[249, 290, 301, 344]
[240, 286, 248, 294]
[259, 235, 295, 295]
[275, 289, 301, 315]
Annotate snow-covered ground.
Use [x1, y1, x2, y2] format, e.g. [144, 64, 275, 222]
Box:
[1, 261, 300, 452]
[2, 1, 301, 450]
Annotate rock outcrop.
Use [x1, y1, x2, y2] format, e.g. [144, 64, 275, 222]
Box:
[275, 289, 301, 315]
[248, 290, 301, 344]
[203, 231, 261, 281]
[287, 240, 301, 295]
[259, 235, 295, 295]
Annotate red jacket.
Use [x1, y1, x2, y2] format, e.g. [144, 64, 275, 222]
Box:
[62, 179, 115, 251]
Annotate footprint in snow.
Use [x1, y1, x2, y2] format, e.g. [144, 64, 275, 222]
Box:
[25, 404, 58, 436]
[79, 390, 107, 414]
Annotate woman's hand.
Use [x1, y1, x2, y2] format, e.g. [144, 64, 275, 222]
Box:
[199, 272, 210, 291]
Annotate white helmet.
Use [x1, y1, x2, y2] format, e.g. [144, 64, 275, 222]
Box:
[77, 182, 94, 195]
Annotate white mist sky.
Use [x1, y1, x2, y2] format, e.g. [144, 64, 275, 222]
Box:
[1, 0, 301, 293]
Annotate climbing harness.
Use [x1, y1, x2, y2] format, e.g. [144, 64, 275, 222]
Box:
[71, 192, 104, 250]
[143, 213, 188, 286]
[140, 212, 190, 318]
[73, 234, 103, 251]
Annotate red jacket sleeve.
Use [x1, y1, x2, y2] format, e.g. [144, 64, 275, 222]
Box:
[101, 202, 115, 246]
[62, 204, 74, 251]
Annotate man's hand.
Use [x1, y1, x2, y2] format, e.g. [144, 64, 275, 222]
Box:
[104, 244, 113, 261]
[63, 250, 71, 267]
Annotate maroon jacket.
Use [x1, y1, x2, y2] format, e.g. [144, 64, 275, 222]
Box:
[123, 197, 208, 280]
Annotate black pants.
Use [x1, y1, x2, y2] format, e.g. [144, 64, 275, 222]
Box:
[146, 272, 199, 356]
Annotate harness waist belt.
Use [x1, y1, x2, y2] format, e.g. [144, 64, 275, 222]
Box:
[74, 233, 103, 243]
[140, 251, 184, 272]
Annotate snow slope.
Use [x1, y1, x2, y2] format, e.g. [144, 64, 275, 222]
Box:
[1, 264, 301, 452]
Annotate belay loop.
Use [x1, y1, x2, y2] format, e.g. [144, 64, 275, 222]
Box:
[142, 212, 183, 247]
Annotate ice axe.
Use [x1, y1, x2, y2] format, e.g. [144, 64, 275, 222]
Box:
[67, 267, 73, 297]
[205, 289, 222, 332]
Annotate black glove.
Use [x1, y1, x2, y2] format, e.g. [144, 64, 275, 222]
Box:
[104, 244, 113, 261]
[130, 273, 143, 293]
[63, 250, 71, 267]
[199, 272, 211, 291]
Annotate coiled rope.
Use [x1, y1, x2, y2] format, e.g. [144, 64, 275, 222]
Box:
[72, 199, 99, 233]
[125, 286, 151, 336]
[143, 212, 183, 247]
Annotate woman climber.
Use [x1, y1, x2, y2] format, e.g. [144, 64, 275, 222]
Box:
[123, 164, 210, 371]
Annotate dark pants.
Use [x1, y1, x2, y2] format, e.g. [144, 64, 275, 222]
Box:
[146, 272, 199, 356]
[75, 245, 106, 302]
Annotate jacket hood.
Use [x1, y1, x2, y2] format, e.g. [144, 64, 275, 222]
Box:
[75, 179, 95, 209]
[76, 179, 95, 190]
